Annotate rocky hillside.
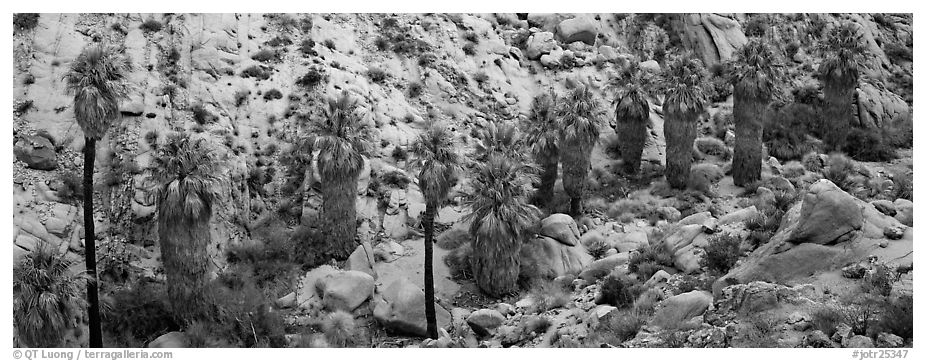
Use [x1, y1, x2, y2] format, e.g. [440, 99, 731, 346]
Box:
[12, 13, 913, 348]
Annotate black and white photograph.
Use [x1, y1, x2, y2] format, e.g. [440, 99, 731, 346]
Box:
[6, 4, 917, 353]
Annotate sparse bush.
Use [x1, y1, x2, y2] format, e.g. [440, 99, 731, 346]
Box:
[374, 36, 389, 51]
[265, 35, 292, 47]
[843, 128, 895, 161]
[811, 305, 844, 336]
[262, 89, 283, 101]
[743, 15, 770, 37]
[323, 39, 336, 50]
[14, 246, 87, 348]
[322, 311, 358, 347]
[55, 171, 83, 204]
[891, 171, 912, 201]
[592, 309, 646, 345]
[444, 242, 474, 280]
[103, 278, 179, 347]
[699, 233, 742, 274]
[204, 278, 287, 347]
[462, 43, 477, 56]
[13, 13, 40, 33]
[635, 261, 669, 282]
[822, 153, 859, 193]
[144, 130, 159, 147]
[391, 145, 407, 161]
[528, 279, 570, 312]
[234, 90, 249, 107]
[596, 275, 637, 308]
[408, 81, 423, 98]
[695, 137, 732, 160]
[190, 103, 217, 125]
[366, 68, 388, 83]
[473, 71, 489, 84]
[417, 52, 438, 68]
[380, 170, 411, 188]
[628, 241, 674, 275]
[139, 18, 163, 33]
[240, 65, 272, 80]
[765, 103, 822, 160]
[251, 49, 281, 63]
[585, 237, 612, 260]
[875, 294, 912, 340]
[860, 265, 896, 297]
[14, 100, 34, 114]
[296, 69, 325, 89]
[802, 151, 825, 173]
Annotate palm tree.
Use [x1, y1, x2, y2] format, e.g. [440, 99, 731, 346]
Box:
[473, 120, 522, 161]
[657, 54, 711, 189]
[14, 245, 88, 347]
[463, 154, 542, 297]
[555, 85, 603, 215]
[410, 122, 462, 339]
[819, 22, 869, 152]
[728, 37, 785, 186]
[311, 91, 373, 259]
[146, 133, 222, 324]
[63, 44, 132, 347]
[608, 61, 653, 175]
[523, 89, 560, 209]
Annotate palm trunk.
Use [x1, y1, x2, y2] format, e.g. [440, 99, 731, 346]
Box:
[423, 203, 438, 339]
[472, 228, 521, 298]
[664, 109, 698, 189]
[534, 149, 559, 209]
[732, 90, 765, 186]
[83, 137, 102, 348]
[823, 83, 855, 153]
[561, 140, 592, 216]
[616, 115, 648, 174]
[321, 173, 359, 260]
[158, 210, 211, 324]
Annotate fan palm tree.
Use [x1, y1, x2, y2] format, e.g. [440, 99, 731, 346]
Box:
[410, 122, 462, 340]
[63, 44, 132, 347]
[473, 120, 523, 161]
[146, 133, 222, 324]
[14, 245, 88, 347]
[523, 89, 560, 209]
[608, 61, 654, 175]
[556, 85, 603, 215]
[311, 91, 373, 259]
[728, 37, 786, 186]
[657, 54, 712, 189]
[463, 154, 542, 297]
[819, 22, 869, 152]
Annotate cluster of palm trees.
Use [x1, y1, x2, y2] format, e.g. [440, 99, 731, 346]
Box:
[17, 16, 872, 348]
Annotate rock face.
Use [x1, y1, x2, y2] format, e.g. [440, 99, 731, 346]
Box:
[787, 180, 863, 245]
[524, 236, 593, 277]
[894, 199, 912, 226]
[651, 291, 713, 329]
[578, 252, 629, 282]
[539, 213, 580, 246]
[525, 31, 558, 60]
[555, 17, 598, 45]
[855, 82, 911, 129]
[148, 332, 186, 348]
[466, 309, 505, 336]
[373, 278, 451, 337]
[317, 270, 375, 312]
[673, 13, 747, 68]
[14, 135, 58, 170]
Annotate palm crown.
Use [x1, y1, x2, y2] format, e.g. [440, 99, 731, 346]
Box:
[608, 61, 654, 127]
[474, 120, 523, 161]
[819, 22, 870, 88]
[411, 122, 462, 207]
[146, 133, 222, 222]
[463, 154, 541, 240]
[523, 90, 559, 156]
[556, 85, 603, 145]
[63, 45, 133, 140]
[727, 37, 786, 101]
[312, 91, 373, 181]
[657, 54, 712, 115]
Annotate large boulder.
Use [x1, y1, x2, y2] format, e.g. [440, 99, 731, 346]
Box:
[373, 278, 451, 337]
[578, 252, 629, 282]
[466, 309, 505, 336]
[555, 16, 598, 45]
[894, 199, 912, 227]
[539, 213, 580, 246]
[651, 291, 713, 329]
[855, 82, 911, 129]
[148, 332, 187, 348]
[347, 241, 377, 279]
[672, 14, 747, 68]
[718, 206, 760, 226]
[523, 236, 593, 277]
[787, 180, 863, 244]
[317, 270, 375, 312]
[524, 31, 558, 60]
[14, 135, 58, 170]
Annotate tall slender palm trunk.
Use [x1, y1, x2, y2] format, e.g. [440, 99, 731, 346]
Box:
[823, 83, 855, 152]
[732, 90, 766, 186]
[616, 116, 648, 174]
[82, 137, 102, 348]
[422, 203, 438, 339]
[664, 109, 699, 189]
[320, 174, 359, 259]
[158, 213, 211, 323]
[562, 140, 593, 216]
[535, 150, 559, 209]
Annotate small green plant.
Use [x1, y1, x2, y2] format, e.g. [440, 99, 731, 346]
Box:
[810, 305, 844, 336]
[366, 68, 388, 83]
[55, 171, 83, 204]
[265, 36, 292, 47]
[408, 82, 423, 98]
[251, 49, 281, 63]
[13, 246, 87, 348]
[299, 39, 317, 56]
[699, 233, 742, 274]
[139, 18, 163, 33]
[473, 71, 489, 84]
[391, 145, 407, 161]
[843, 128, 895, 162]
[296, 69, 325, 89]
[628, 241, 674, 275]
[322, 311, 358, 348]
[462, 43, 477, 56]
[262, 89, 283, 101]
[822, 153, 859, 193]
[596, 275, 638, 309]
[190, 103, 217, 125]
[240, 65, 272, 80]
[891, 171, 912, 201]
[528, 279, 570, 313]
[695, 137, 732, 160]
[323, 39, 336, 50]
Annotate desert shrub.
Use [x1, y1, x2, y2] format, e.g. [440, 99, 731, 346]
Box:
[139, 18, 163, 33]
[299, 39, 317, 56]
[606, 198, 654, 221]
[591, 309, 646, 345]
[596, 275, 636, 308]
[14, 13, 40, 32]
[322, 39, 336, 50]
[55, 171, 84, 204]
[629, 21, 669, 61]
[585, 237, 611, 260]
[322, 311, 358, 347]
[407, 81, 423, 98]
[875, 294, 912, 340]
[98, 237, 139, 284]
[103, 278, 179, 347]
[240, 65, 272, 80]
[367, 68, 388, 83]
[233, 90, 249, 107]
[765, 103, 822, 160]
[190, 103, 217, 125]
[839, 293, 883, 336]
[13, 246, 87, 348]
[288, 222, 340, 269]
[391, 145, 407, 161]
[473, 71, 489, 84]
[843, 128, 895, 161]
[444, 242, 474, 280]
[380, 170, 411, 188]
[14, 99, 34, 114]
[695, 137, 732, 160]
[204, 278, 287, 347]
[822, 153, 859, 192]
[184, 322, 228, 347]
[262, 89, 283, 101]
[891, 171, 912, 201]
[785, 41, 800, 59]
[462, 43, 477, 56]
[743, 15, 770, 37]
[699, 233, 742, 275]
[374, 36, 389, 51]
[628, 241, 674, 275]
[801, 151, 825, 173]
[528, 279, 570, 313]
[265, 35, 292, 47]
[883, 42, 912, 63]
[144, 130, 159, 147]
[296, 69, 325, 89]
[417, 52, 439, 68]
[224, 238, 297, 293]
[251, 49, 281, 63]
[635, 261, 669, 282]
[860, 265, 896, 297]
[810, 305, 844, 336]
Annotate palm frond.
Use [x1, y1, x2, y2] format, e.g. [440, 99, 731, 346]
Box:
[410, 121, 462, 206]
[555, 85, 603, 145]
[818, 21, 870, 88]
[523, 89, 560, 157]
[727, 37, 787, 101]
[144, 132, 223, 222]
[657, 53, 712, 117]
[63, 44, 134, 140]
[309, 91, 374, 181]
